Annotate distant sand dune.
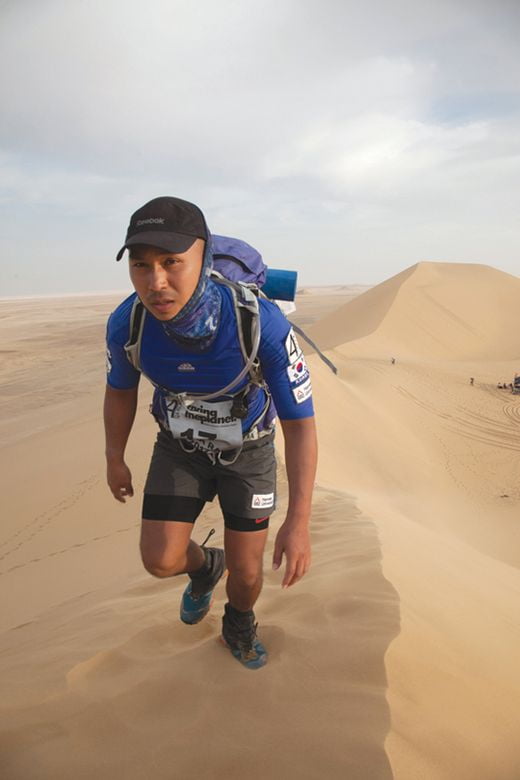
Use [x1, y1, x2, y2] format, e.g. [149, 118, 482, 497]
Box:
[309, 261, 520, 360]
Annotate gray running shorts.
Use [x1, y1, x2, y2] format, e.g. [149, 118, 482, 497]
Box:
[143, 429, 277, 522]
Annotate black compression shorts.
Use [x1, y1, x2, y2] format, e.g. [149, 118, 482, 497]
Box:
[142, 429, 276, 531]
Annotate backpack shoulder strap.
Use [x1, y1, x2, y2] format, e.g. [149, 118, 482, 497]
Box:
[210, 271, 263, 385]
[124, 297, 146, 372]
[289, 322, 338, 375]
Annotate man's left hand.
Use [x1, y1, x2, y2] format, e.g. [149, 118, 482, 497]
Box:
[272, 521, 311, 588]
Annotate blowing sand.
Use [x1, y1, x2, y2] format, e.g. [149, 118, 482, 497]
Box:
[1, 265, 519, 779]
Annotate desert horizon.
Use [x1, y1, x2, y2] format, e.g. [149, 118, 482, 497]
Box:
[1, 259, 520, 779]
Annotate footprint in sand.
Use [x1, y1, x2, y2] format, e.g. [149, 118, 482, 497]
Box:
[0, 474, 101, 560]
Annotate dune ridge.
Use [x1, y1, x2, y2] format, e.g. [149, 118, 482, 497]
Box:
[0, 478, 399, 780]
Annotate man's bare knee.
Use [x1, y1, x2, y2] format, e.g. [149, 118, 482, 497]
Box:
[140, 550, 186, 578]
[228, 564, 263, 590]
[139, 519, 196, 579]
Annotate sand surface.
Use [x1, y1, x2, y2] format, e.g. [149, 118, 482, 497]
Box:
[1, 269, 520, 779]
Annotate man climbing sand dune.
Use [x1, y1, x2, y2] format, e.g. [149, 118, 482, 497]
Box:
[104, 196, 317, 669]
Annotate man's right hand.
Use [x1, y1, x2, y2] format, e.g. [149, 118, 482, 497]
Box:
[107, 460, 134, 503]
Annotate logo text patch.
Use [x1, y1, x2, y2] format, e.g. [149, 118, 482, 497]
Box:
[251, 493, 274, 509]
[292, 377, 312, 404]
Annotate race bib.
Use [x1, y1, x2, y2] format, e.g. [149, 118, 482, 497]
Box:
[165, 396, 243, 454]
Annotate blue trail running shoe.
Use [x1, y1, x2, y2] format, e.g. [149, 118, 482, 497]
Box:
[180, 546, 226, 625]
[221, 602, 268, 670]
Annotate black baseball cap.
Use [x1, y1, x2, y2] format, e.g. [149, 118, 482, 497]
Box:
[116, 196, 208, 261]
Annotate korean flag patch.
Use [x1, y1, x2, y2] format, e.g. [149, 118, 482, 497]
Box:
[287, 354, 309, 384]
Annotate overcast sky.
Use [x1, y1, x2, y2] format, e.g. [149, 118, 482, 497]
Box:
[1, 0, 519, 296]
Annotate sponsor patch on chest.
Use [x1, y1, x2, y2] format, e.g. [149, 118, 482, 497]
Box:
[251, 492, 275, 509]
[292, 377, 312, 404]
[177, 362, 195, 372]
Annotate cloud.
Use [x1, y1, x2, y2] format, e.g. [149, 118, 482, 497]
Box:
[2, 0, 516, 172]
[0, 0, 519, 294]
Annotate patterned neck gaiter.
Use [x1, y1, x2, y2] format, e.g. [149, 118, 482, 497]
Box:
[161, 237, 222, 352]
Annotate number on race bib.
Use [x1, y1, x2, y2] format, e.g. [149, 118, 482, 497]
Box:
[199, 431, 217, 441]
[167, 397, 244, 454]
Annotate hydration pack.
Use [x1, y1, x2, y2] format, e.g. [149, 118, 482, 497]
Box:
[124, 234, 336, 406]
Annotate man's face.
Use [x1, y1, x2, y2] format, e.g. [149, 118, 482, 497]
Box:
[128, 239, 204, 320]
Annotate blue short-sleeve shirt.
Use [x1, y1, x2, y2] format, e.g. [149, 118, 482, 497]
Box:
[106, 285, 314, 433]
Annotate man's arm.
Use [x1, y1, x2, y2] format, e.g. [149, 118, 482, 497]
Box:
[104, 384, 139, 503]
[272, 416, 317, 587]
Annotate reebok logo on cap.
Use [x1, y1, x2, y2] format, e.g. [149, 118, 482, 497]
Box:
[136, 218, 165, 226]
[116, 196, 208, 261]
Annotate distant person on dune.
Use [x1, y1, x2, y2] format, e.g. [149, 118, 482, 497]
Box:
[470, 377, 474, 385]
[103, 197, 317, 670]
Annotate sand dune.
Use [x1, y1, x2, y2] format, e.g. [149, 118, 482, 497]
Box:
[0, 479, 398, 779]
[305, 262, 520, 777]
[309, 261, 520, 360]
[308, 353, 520, 778]
[1, 264, 520, 779]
